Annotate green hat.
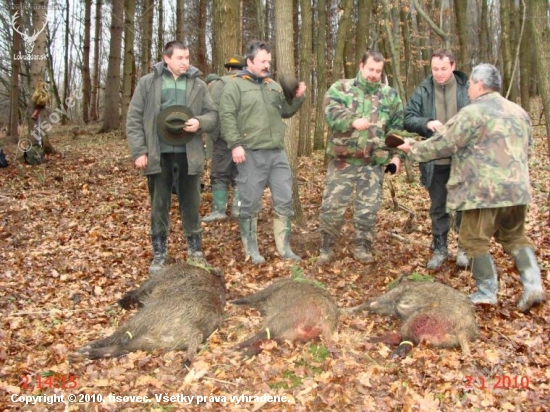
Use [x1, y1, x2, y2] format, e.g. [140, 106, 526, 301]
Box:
[278, 73, 299, 104]
[224, 54, 246, 69]
[206, 73, 220, 84]
[156, 105, 195, 146]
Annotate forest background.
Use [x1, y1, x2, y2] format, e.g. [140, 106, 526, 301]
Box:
[0, 0, 549, 411]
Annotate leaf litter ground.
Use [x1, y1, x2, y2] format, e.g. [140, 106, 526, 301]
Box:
[0, 122, 548, 411]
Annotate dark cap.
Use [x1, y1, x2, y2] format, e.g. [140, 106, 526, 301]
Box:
[224, 54, 246, 69]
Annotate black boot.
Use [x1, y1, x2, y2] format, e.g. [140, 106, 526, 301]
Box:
[427, 234, 448, 269]
[353, 239, 375, 264]
[470, 254, 498, 305]
[512, 247, 547, 312]
[187, 233, 207, 265]
[317, 232, 336, 265]
[150, 235, 168, 275]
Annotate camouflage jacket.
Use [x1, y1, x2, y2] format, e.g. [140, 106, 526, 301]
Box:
[409, 91, 533, 211]
[219, 70, 305, 150]
[324, 72, 404, 166]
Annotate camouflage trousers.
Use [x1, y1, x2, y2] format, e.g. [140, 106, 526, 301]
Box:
[319, 159, 383, 243]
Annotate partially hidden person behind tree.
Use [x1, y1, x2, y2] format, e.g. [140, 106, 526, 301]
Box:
[126, 41, 217, 274]
[404, 49, 470, 270]
[202, 54, 246, 222]
[317, 49, 405, 265]
[398, 63, 546, 313]
[219, 40, 306, 264]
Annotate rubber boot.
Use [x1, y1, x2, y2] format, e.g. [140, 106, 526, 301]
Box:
[427, 234, 448, 269]
[317, 232, 336, 265]
[202, 189, 228, 222]
[456, 246, 469, 268]
[512, 247, 547, 312]
[273, 214, 301, 261]
[470, 254, 498, 305]
[187, 233, 207, 265]
[230, 188, 240, 220]
[239, 216, 265, 264]
[149, 234, 168, 275]
[353, 240, 375, 264]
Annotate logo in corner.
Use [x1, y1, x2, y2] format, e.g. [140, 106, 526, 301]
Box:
[11, 10, 48, 59]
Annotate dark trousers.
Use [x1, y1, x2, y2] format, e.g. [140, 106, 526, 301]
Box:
[148, 153, 201, 237]
[428, 164, 462, 237]
[459, 205, 534, 258]
[210, 138, 238, 190]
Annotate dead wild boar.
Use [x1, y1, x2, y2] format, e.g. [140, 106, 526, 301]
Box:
[75, 263, 225, 361]
[232, 278, 339, 354]
[349, 278, 478, 358]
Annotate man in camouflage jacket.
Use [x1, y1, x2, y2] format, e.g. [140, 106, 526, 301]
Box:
[317, 50, 405, 265]
[400, 63, 546, 312]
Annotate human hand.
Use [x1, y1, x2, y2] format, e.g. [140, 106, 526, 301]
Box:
[232, 146, 246, 163]
[296, 82, 306, 98]
[183, 118, 200, 133]
[426, 120, 443, 132]
[385, 156, 401, 174]
[397, 139, 412, 153]
[352, 118, 370, 131]
[135, 154, 148, 169]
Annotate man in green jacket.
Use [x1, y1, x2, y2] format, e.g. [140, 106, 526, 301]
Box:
[404, 49, 470, 270]
[127, 41, 217, 274]
[399, 63, 546, 313]
[219, 40, 306, 264]
[317, 50, 405, 265]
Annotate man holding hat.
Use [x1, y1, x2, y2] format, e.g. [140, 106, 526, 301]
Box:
[219, 40, 306, 264]
[127, 41, 217, 274]
[202, 54, 246, 222]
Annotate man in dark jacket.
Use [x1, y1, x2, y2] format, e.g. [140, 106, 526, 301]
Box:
[126, 41, 217, 274]
[404, 49, 469, 270]
[219, 40, 306, 264]
[202, 54, 246, 222]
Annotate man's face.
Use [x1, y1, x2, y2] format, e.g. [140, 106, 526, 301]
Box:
[431, 56, 455, 84]
[164, 48, 190, 77]
[359, 57, 384, 83]
[468, 77, 483, 101]
[247, 49, 271, 78]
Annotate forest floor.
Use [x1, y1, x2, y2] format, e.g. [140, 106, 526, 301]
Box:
[0, 115, 548, 411]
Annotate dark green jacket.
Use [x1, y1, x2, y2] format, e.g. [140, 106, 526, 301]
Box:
[126, 62, 217, 175]
[404, 71, 469, 138]
[219, 71, 305, 150]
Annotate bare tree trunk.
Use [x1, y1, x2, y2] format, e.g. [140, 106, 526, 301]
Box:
[381, 0, 404, 98]
[519, 15, 532, 112]
[8, 0, 23, 143]
[176, 0, 184, 41]
[98, 0, 124, 133]
[213, 0, 240, 75]
[197, 0, 207, 74]
[141, 0, 153, 74]
[355, 0, 372, 62]
[298, 0, 312, 157]
[453, 0, 468, 71]
[82, 0, 92, 123]
[122, 0, 135, 137]
[479, 0, 490, 63]
[90, 0, 102, 121]
[332, 0, 353, 80]
[62, 0, 70, 124]
[313, 0, 327, 151]
[157, 0, 164, 61]
[500, 0, 514, 99]
[274, 0, 303, 222]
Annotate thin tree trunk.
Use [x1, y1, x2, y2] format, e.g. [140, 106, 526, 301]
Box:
[90, 0, 102, 121]
[313, 0, 327, 151]
[298, 0, 312, 157]
[213, 0, 240, 75]
[98, 0, 124, 133]
[8, 0, 23, 142]
[197, 0, 207, 74]
[479, 0, 490, 63]
[122, 0, 135, 137]
[500, 0, 513, 99]
[332, 0, 353, 80]
[176, 0, 184, 42]
[453, 0, 468, 71]
[157, 0, 164, 61]
[381, 0, 404, 98]
[62, 0, 70, 124]
[82, 0, 92, 123]
[355, 0, 372, 62]
[141, 0, 153, 74]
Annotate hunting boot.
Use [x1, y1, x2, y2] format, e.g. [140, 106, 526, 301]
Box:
[187, 233, 207, 265]
[317, 232, 336, 265]
[512, 247, 547, 312]
[149, 234, 168, 275]
[456, 246, 469, 268]
[239, 216, 265, 264]
[353, 240, 375, 264]
[202, 188, 228, 222]
[273, 214, 301, 261]
[427, 234, 448, 269]
[470, 254, 498, 305]
[230, 188, 240, 220]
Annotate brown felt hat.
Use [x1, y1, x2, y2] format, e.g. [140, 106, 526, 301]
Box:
[385, 132, 406, 148]
[156, 105, 195, 146]
[224, 54, 246, 69]
[278, 73, 299, 104]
